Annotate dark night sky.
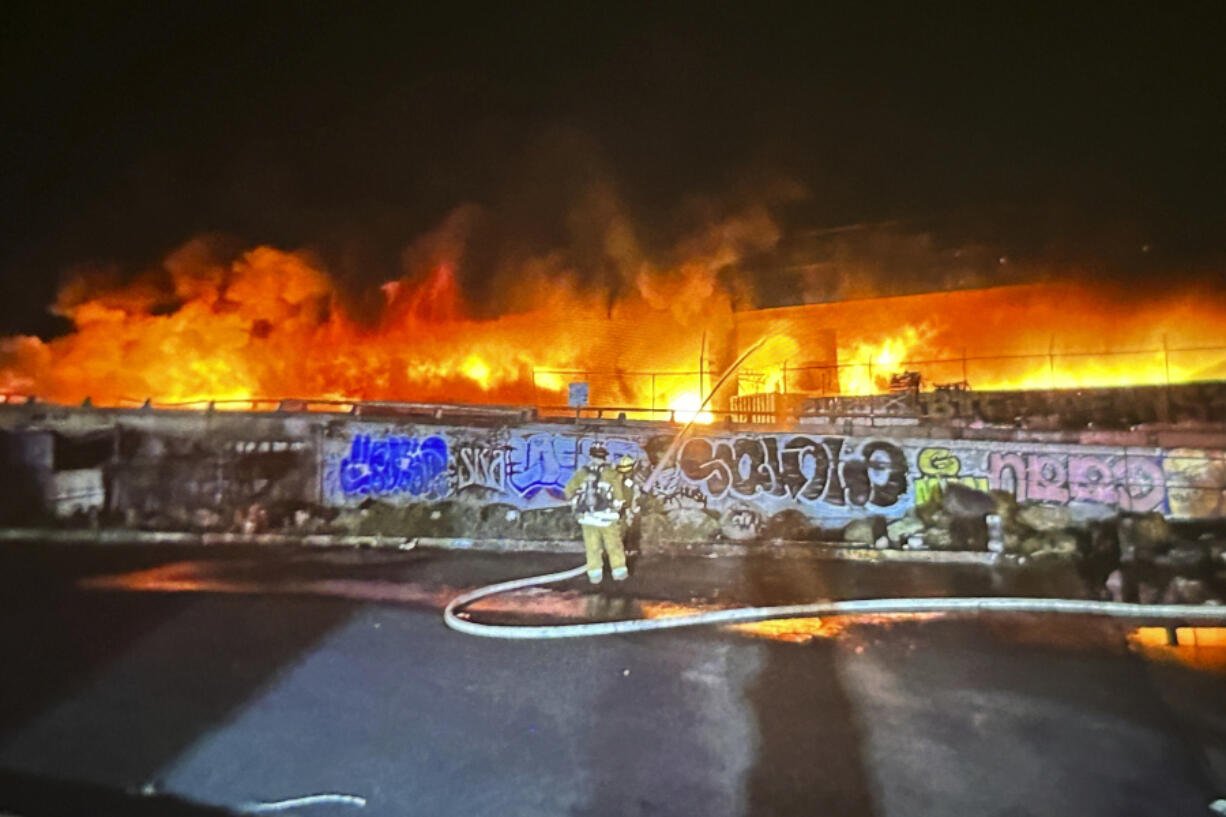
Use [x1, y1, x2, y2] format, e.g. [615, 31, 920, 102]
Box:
[2, 2, 1225, 335]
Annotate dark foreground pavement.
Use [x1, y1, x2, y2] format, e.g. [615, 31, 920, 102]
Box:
[0, 543, 1223, 816]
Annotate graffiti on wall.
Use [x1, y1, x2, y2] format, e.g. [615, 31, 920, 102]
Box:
[643, 467, 710, 509]
[987, 450, 1166, 512]
[323, 424, 1226, 521]
[720, 505, 763, 540]
[1162, 447, 1226, 518]
[914, 447, 990, 506]
[676, 435, 908, 508]
[505, 433, 641, 500]
[450, 442, 507, 494]
[338, 434, 449, 499]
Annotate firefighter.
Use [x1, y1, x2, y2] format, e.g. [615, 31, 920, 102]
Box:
[615, 454, 640, 549]
[564, 444, 629, 583]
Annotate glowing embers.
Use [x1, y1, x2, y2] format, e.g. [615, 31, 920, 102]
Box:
[1127, 627, 1226, 673]
[640, 601, 940, 643]
[838, 325, 934, 395]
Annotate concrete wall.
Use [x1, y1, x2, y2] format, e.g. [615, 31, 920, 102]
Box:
[2, 405, 1225, 544]
[804, 381, 1226, 428]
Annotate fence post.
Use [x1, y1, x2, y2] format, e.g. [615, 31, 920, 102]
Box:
[1161, 333, 1171, 423]
[1048, 335, 1056, 389]
[867, 355, 875, 424]
[699, 331, 706, 406]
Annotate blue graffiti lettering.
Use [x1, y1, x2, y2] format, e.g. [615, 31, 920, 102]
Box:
[339, 434, 449, 498]
[506, 433, 576, 500]
[505, 433, 643, 501]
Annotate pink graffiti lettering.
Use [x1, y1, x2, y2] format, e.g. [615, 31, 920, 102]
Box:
[988, 452, 1027, 499]
[1026, 454, 1069, 503]
[1117, 457, 1165, 513]
[990, 450, 1166, 512]
[1068, 455, 1116, 504]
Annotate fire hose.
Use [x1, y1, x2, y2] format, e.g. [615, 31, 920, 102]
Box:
[444, 337, 1226, 637]
[443, 565, 1226, 639]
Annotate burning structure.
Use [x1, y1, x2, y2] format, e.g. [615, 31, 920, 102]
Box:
[1, 233, 1224, 421]
[2, 236, 1225, 581]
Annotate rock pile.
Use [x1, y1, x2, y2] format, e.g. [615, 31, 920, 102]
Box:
[841, 484, 1226, 605]
[853, 483, 1080, 560]
[1102, 515, 1226, 605]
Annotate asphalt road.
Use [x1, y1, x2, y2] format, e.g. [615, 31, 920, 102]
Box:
[0, 543, 1223, 817]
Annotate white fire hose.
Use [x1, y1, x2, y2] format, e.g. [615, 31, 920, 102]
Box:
[443, 563, 1226, 639]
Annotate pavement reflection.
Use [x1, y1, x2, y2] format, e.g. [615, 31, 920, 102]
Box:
[80, 555, 1226, 674]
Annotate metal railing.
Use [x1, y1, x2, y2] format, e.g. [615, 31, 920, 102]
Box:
[4, 340, 1226, 429]
[778, 340, 1226, 396]
[531, 340, 1226, 407]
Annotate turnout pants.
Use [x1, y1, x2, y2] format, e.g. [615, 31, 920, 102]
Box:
[581, 523, 626, 576]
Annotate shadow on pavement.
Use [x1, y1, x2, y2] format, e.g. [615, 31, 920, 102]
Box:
[0, 767, 233, 817]
[0, 546, 357, 793]
[742, 555, 878, 816]
[566, 554, 880, 816]
[0, 550, 197, 742]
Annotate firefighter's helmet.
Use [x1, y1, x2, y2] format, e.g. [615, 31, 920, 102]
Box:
[616, 454, 635, 472]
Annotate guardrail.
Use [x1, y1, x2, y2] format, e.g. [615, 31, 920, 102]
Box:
[6, 379, 1226, 433]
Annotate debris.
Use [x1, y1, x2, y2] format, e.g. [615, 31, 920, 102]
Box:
[1119, 513, 1171, 562]
[1137, 580, 1166, 606]
[915, 501, 950, 528]
[922, 527, 954, 550]
[886, 515, 924, 544]
[990, 490, 1019, 522]
[1025, 530, 1078, 560]
[1156, 542, 1210, 575]
[942, 483, 995, 518]
[1017, 503, 1072, 532]
[1163, 577, 1210, 605]
[950, 516, 989, 551]
[842, 517, 882, 547]
[985, 513, 1004, 552]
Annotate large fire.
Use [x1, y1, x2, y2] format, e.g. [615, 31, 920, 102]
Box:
[813, 282, 1226, 394]
[0, 236, 744, 415]
[2, 235, 1225, 415]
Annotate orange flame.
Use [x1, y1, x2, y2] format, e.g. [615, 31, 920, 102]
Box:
[746, 282, 1226, 397]
[2, 236, 1226, 411]
[0, 238, 738, 410]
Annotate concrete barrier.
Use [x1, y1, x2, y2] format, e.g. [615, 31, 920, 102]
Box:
[1, 402, 1224, 550]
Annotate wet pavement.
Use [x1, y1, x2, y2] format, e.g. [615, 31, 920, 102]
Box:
[0, 542, 1223, 816]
